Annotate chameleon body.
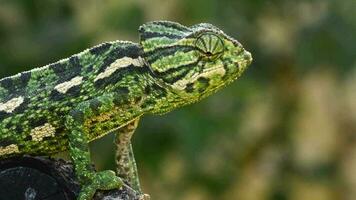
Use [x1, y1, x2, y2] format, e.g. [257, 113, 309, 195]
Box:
[0, 21, 252, 199]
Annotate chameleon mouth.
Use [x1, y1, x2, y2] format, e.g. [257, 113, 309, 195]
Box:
[235, 50, 252, 74]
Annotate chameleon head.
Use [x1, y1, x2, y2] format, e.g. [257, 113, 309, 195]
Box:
[139, 21, 252, 101]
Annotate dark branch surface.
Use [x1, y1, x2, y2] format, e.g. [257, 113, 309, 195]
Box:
[0, 156, 142, 200]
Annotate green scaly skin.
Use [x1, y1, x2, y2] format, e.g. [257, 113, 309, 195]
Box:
[0, 21, 252, 200]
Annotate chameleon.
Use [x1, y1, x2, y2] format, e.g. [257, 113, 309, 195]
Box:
[0, 21, 252, 200]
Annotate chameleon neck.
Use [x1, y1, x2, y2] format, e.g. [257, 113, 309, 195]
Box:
[135, 66, 188, 115]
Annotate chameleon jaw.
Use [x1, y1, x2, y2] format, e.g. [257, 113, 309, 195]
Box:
[171, 65, 226, 91]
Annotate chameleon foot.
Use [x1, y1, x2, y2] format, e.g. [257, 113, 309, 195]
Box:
[78, 170, 123, 200]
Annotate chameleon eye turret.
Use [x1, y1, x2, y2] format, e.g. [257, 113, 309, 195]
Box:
[195, 32, 225, 60]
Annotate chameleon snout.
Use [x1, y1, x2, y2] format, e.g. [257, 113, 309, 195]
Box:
[243, 51, 253, 65]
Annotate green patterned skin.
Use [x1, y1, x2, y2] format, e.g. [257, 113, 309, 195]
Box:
[0, 21, 252, 200]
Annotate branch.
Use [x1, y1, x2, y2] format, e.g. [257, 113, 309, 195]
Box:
[0, 156, 142, 200]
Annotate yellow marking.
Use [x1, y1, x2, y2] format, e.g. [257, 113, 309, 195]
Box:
[54, 76, 83, 94]
[144, 38, 195, 53]
[0, 144, 19, 156]
[30, 123, 56, 142]
[172, 65, 226, 90]
[0, 96, 24, 113]
[94, 57, 143, 82]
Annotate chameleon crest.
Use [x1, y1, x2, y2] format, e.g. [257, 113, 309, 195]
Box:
[0, 21, 252, 200]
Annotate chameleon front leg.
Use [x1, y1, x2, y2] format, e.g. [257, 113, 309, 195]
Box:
[115, 119, 150, 200]
[66, 95, 124, 200]
[115, 118, 141, 191]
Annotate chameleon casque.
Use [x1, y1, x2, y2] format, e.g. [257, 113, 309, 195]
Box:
[0, 21, 252, 199]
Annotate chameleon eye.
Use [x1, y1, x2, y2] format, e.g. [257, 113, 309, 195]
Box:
[195, 32, 225, 60]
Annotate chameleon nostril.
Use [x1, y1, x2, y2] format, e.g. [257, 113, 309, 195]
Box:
[243, 51, 252, 65]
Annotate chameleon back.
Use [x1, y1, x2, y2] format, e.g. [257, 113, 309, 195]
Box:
[0, 41, 151, 157]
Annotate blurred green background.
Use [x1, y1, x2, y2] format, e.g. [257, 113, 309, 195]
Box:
[0, 0, 355, 199]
